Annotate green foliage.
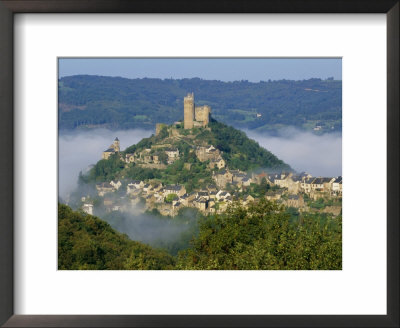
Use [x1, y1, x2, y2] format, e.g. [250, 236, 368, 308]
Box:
[59, 201, 341, 270]
[176, 199, 342, 270]
[165, 193, 178, 203]
[124, 165, 162, 181]
[58, 204, 175, 270]
[82, 154, 125, 182]
[58, 76, 341, 133]
[207, 120, 290, 171]
[156, 125, 169, 140]
[124, 136, 153, 154]
[243, 179, 271, 198]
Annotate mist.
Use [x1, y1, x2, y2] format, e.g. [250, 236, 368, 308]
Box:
[245, 128, 342, 177]
[59, 128, 198, 254]
[58, 128, 152, 199]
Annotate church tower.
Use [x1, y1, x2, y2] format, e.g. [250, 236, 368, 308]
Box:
[184, 93, 194, 129]
[113, 137, 120, 152]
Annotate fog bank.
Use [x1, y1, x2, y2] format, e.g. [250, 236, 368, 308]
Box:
[245, 128, 342, 177]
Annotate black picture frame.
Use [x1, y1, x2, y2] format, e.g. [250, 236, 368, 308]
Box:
[0, 1, 398, 327]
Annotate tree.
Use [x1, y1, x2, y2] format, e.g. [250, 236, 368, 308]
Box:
[58, 204, 175, 270]
[176, 199, 341, 270]
[165, 193, 178, 203]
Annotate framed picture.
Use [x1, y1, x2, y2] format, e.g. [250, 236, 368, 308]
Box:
[0, 0, 398, 327]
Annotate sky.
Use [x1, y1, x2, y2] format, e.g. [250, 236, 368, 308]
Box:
[58, 58, 342, 82]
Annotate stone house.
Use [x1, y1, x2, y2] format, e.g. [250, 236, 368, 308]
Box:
[209, 157, 226, 169]
[207, 184, 217, 192]
[164, 184, 186, 197]
[208, 191, 217, 200]
[311, 177, 334, 192]
[301, 178, 315, 193]
[286, 175, 302, 194]
[179, 194, 189, 206]
[154, 192, 164, 203]
[143, 184, 153, 193]
[195, 145, 221, 162]
[165, 148, 179, 160]
[266, 173, 281, 185]
[152, 183, 163, 192]
[110, 180, 122, 190]
[96, 182, 114, 196]
[125, 153, 135, 163]
[241, 177, 252, 187]
[286, 194, 305, 208]
[213, 169, 233, 188]
[323, 177, 336, 192]
[126, 181, 144, 194]
[273, 172, 291, 188]
[332, 176, 342, 195]
[252, 171, 267, 184]
[216, 190, 231, 201]
[197, 191, 210, 200]
[82, 203, 94, 215]
[194, 197, 208, 211]
[243, 194, 255, 206]
[143, 155, 152, 163]
[265, 190, 284, 201]
[152, 154, 160, 164]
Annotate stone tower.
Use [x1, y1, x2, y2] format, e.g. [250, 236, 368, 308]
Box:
[184, 93, 195, 129]
[195, 105, 211, 127]
[113, 137, 120, 152]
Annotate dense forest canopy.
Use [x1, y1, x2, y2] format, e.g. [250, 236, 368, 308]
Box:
[59, 75, 342, 133]
[58, 203, 175, 269]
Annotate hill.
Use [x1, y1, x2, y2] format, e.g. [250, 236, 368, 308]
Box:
[58, 203, 175, 269]
[80, 119, 291, 191]
[59, 75, 342, 133]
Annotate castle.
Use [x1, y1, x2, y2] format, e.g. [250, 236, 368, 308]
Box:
[155, 93, 211, 136]
[102, 137, 120, 159]
[103, 93, 210, 159]
[183, 93, 210, 129]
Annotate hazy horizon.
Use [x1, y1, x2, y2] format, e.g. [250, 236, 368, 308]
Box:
[59, 58, 342, 82]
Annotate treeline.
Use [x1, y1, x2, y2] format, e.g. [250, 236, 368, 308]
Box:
[59, 75, 341, 132]
[59, 200, 342, 270]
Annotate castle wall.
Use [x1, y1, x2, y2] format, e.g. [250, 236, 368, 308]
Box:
[195, 105, 210, 126]
[155, 123, 166, 136]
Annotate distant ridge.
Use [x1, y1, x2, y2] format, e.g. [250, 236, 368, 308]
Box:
[58, 75, 342, 134]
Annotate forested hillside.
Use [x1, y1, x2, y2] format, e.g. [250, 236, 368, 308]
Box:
[59, 75, 341, 133]
[58, 203, 175, 269]
[58, 201, 342, 270]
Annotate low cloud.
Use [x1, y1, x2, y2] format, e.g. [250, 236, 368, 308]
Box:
[245, 128, 342, 177]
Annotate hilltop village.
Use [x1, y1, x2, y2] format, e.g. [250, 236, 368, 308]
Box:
[81, 93, 342, 217]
